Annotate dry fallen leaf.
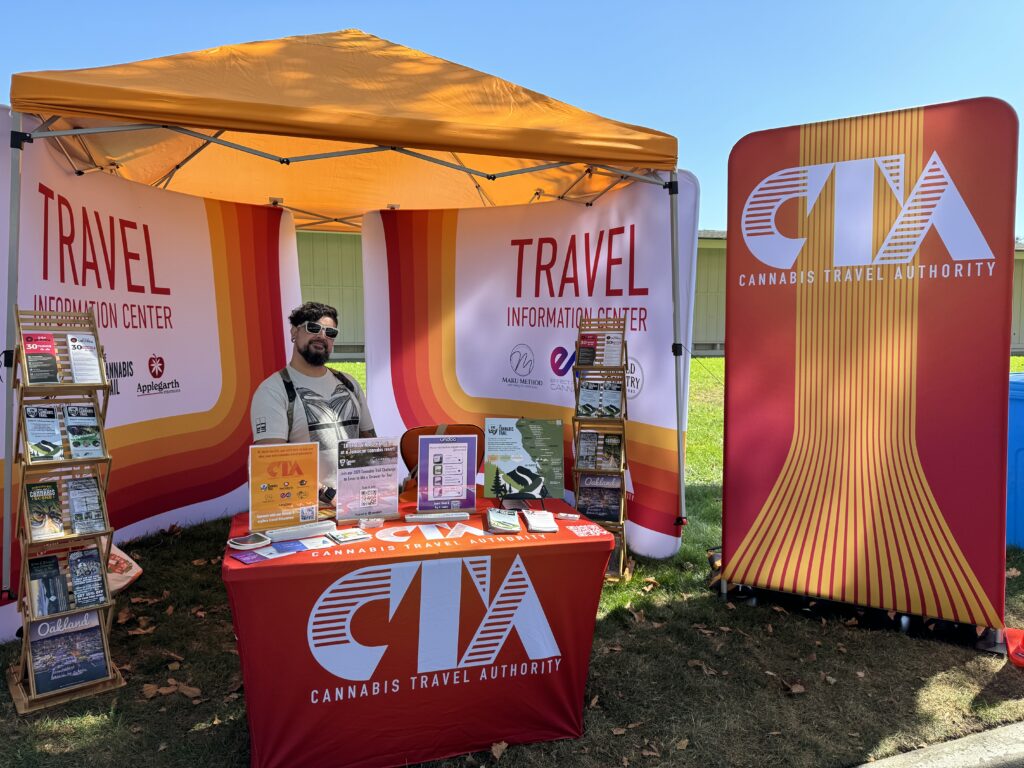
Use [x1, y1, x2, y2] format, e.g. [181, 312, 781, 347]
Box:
[628, 607, 646, 624]
[191, 559, 207, 566]
[675, 738, 689, 751]
[165, 605, 175, 616]
[826, 676, 837, 685]
[718, 626, 732, 633]
[612, 727, 627, 736]
[844, 618, 859, 627]
[178, 684, 202, 699]
[786, 683, 806, 695]
[168, 662, 181, 671]
[194, 610, 207, 619]
[130, 596, 158, 605]
[805, 652, 817, 662]
[768, 731, 782, 736]
[766, 624, 774, 636]
[627, 722, 642, 729]
[772, 605, 787, 614]
[641, 749, 660, 757]
[836, 643, 848, 654]
[726, 602, 736, 610]
[157, 743, 167, 752]
[490, 741, 508, 761]
[164, 651, 185, 662]
[117, 608, 133, 625]
[589, 695, 600, 709]
[887, 610, 897, 620]
[127, 627, 156, 636]
[649, 621, 666, 630]
[138, 616, 153, 629]
[856, 671, 865, 679]
[142, 684, 159, 699]
[129, 724, 143, 734]
[157, 684, 178, 696]
[764, 670, 778, 677]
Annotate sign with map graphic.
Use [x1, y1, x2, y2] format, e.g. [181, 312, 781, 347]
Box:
[484, 418, 564, 499]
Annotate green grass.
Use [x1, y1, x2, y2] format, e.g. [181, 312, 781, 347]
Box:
[3, 358, 1024, 767]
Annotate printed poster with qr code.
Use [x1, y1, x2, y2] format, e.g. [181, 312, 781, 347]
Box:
[249, 443, 319, 532]
[336, 438, 400, 519]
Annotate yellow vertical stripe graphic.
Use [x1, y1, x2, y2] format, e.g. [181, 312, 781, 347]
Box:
[725, 111, 1000, 628]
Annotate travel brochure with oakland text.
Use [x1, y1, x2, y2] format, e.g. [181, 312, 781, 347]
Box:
[29, 611, 109, 696]
[484, 418, 564, 499]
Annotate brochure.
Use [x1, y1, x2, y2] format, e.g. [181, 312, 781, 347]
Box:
[599, 331, 624, 366]
[484, 418, 564, 499]
[67, 332, 102, 384]
[576, 431, 622, 472]
[249, 442, 319, 532]
[26, 481, 64, 541]
[486, 507, 522, 534]
[577, 333, 598, 366]
[600, 381, 624, 417]
[67, 477, 105, 535]
[22, 332, 60, 384]
[68, 548, 106, 608]
[576, 381, 603, 417]
[417, 434, 477, 512]
[28, 555, 70, 616]
[29, 611, 109, 695]
[576, 474, 623, 523]
[24, 405, 64, 462]
[63, 405, 104, 459]
[328, 528, 373, 545]
[521, 509, 559, 533]
[336, 437, 400, 519]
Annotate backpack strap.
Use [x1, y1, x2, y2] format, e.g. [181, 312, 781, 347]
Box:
[279, 367, 359, 437]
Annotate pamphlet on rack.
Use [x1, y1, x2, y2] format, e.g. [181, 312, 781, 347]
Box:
[249, 442, 319, 532]
[576, 430, 623, 471]
[69, 548, 106, 608]
[67, 477, 105, 535]
[484, 418, 564, 499]
[29, 610, 109, 695]
[576, 474, 623, 523]
[63, 405, 104, 459]
[26, 481, 64, 541]
[576, 330, 624, 367]
[417, 434, 477, 511]
[68, 332, 102, 383]
[24, 405, 64, 461]
[28, 555, 70, 616]
[22, 332, 60, 384]
[336, 437, 400, 519]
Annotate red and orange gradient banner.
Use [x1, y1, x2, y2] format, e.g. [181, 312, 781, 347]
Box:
[724, 99, 1018, 626]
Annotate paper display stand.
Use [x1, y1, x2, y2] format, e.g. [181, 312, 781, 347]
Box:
[6, 308, 124, 714]
[572, 316, 629, 579]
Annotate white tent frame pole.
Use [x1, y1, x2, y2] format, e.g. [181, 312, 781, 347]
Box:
[668, 170, 686, 526]
[3, 112, 24, 593]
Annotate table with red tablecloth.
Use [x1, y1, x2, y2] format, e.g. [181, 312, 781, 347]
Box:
[222, 496, 614, 768]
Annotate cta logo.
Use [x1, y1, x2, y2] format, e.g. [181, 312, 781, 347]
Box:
[550, 346, 575, 377]
[307, 555, 559, 681]
[509, 344, 535, 376]
[742, 151, 994, 269]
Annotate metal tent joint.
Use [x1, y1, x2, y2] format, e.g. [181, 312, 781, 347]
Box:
[10, 131, 32, 150]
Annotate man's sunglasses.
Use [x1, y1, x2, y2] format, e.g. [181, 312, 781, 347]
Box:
[299, 321, 339, 339]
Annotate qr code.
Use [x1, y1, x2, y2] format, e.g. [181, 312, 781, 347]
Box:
[359, 487, 378, 508]
[299, 505, 316, 522]
[567, 525, 609, 538]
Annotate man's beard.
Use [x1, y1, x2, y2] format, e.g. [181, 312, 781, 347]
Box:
[299, 344, 330, 366]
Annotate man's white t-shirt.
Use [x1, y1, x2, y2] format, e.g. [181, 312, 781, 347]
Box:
[250, 365, 375, 489]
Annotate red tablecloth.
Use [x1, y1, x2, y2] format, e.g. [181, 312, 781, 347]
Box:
[222, 496, 613, 768]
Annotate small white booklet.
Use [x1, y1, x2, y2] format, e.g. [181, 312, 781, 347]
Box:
[67, 333, 102, 383]
[486, 507, 522, 534]
[521, 509, 558, 533]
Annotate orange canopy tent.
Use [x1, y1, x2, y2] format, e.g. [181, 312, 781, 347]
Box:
[3, 30, 693, 585]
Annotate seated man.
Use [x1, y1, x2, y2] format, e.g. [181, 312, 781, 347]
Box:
[250, 301, 375, 506]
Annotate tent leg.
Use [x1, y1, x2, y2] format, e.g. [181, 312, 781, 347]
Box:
[3, 112, 23, 595]
[668, 171, 686, 528]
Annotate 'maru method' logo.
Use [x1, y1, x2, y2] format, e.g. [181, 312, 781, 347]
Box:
[742, 151, 994, 269]
[307, 554, 560, 681]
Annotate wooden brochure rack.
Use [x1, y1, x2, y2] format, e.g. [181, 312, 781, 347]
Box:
[6, 308, 124, 713]
[571, 316, 629, 578]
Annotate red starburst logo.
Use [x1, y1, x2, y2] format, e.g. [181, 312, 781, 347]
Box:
[148, 355, 165, 379]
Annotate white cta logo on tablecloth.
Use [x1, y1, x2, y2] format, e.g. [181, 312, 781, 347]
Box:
[307, 555, 559, 682]
[742, 152, 994, 270]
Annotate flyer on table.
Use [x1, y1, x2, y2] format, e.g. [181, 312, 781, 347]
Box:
[249, 443, 319, 532]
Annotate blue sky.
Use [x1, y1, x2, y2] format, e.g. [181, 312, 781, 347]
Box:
[1, 1, 1020, 233]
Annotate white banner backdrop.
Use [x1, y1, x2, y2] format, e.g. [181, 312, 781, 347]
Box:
[363, 177, 699, 557]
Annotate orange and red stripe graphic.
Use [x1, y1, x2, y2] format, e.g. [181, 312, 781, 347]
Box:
[724, 100, 1016, 627]
[379, 209, 683, 538]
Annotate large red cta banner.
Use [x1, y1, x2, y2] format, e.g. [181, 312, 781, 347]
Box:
[723, 98, 1018, 627]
